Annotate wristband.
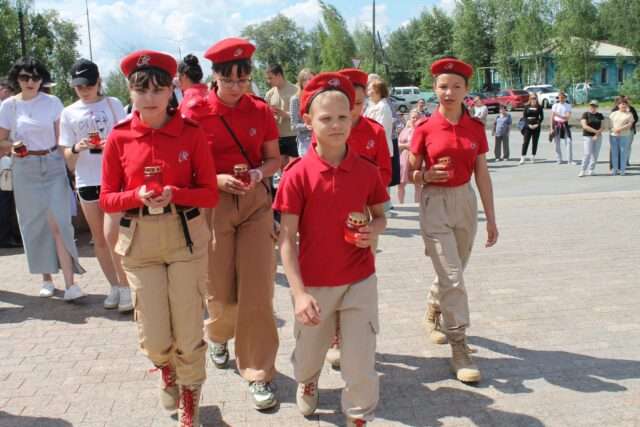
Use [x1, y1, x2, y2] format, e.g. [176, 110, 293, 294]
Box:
[71, 143, 79, 154]
[250, 168, 264, 182]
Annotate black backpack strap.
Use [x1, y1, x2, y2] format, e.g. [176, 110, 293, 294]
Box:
[219, 116, 256, 169]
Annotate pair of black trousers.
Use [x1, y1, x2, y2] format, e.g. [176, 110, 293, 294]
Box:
[522, 126, 541, 156]
[0, 190, 21, 246]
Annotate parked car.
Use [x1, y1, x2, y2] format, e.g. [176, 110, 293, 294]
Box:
[464, 92, 500, 113]
[523, 85, 561, 109]
[389, 95, 412, 113]
[391, 86, 424, 106]
[494, 89, 530, 111]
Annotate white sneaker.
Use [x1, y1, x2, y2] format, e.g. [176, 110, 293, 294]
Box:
[578, 170, 585, 177]
[104, 286, 120, 309]
[611, 169, 618, 176]
[39, 282, 55, 297]
[531, 156, 536, 163]
[586, 170, 594, 176]
[118, 287, 133, 312]
[519, 157, 525, 165]
[64, 284, 86, 301]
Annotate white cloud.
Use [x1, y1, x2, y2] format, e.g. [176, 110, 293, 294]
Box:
[438, 0, 456, 15]
[280, 0, 322, 30]
[351, 2, 389, 33]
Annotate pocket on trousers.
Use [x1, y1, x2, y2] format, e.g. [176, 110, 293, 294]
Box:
[115, 218, 137, 256]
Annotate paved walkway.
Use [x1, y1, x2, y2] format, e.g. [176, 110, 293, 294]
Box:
[1, 139, 640, 426]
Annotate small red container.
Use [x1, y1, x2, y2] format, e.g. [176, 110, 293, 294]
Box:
[12, 141, 28, 157]
[344, 212, 369, 245]
[88, 131, 102, 154]
[143, 165, 163, 196]
[438, 156, 453, 180]
[233, 163, 251, 186]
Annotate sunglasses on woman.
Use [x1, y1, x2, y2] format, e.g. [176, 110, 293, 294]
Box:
[17, 73, 43, 83]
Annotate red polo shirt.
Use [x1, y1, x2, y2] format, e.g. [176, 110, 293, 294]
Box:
[178, 83, 209, 120]
[183, 90, 279, 174]
[410, 109, 488, 187]
[100, 111, 219, 213]
[347, 116, 392, 186]
[273, 144, 389, 287]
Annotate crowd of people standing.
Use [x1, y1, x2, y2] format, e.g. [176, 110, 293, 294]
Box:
[0, 34, 637, 426]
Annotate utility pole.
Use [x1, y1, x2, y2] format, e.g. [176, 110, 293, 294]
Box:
[85, 0, 93, 60]
[11, 0, 27, 56]
[372, 0, 376, 73]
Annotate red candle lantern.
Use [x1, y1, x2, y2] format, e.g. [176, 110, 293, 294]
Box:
[143, 165, 163, 197]
[88, 131, 102, 154]
[438, 156, 453, 180]
[344, 212, 369, 245]
[12, 141, 28, 158]
[233, 163, 251, 186]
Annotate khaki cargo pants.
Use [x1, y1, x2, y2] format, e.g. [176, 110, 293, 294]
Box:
[419, 184, 477, 341]
[205, 186, 279, 382]
[292, 275, 379, 422]
[116, 207, 209, 385]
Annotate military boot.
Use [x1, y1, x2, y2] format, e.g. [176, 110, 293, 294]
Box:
[424, 304, 447, 344]
[450, 337, 481, 383]
[150, 365, 178, 411]
[178, 384, 201, 427]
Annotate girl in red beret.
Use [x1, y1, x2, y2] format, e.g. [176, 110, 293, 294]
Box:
[189, 37, 281, 411]
[99, 49, 218, 427]
[408, 57, 499, 384]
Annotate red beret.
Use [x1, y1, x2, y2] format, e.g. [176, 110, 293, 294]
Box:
[120, 50, 177, 78]
[431, 57, 473, 79]
[300, 72, 354, 115]
[338, 68, 368, 88]
[204, 37, 255, 63]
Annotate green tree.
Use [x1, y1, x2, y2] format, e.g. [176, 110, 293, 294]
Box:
[104, 70, 130, 106]
[598, 0, 640, 56]
[305, 24, 326, 72]
[413, 7, 454, 87]
[319, 1, 356, 71]
[0, 1, 20, 76]
[352, 24, 378, 74]
[241, 14, 308, 82]
[511, 0, 553, 86]
[552, 0, 600, 88]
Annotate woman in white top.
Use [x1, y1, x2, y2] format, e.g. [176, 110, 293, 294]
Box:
[608, 99, 635, 175]
[60, 59, 131, 311]
[551, 92, 573, 164]
[472, 96, 488, 124]
[0, 57, 85, 299]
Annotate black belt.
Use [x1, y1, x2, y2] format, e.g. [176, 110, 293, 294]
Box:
[121, 207, 200, 253]
[125, 205, 195, 217]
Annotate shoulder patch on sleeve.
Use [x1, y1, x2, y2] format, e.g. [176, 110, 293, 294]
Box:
[284, 157, 302, 172]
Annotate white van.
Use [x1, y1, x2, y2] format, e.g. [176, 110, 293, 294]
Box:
[390, 86, 423, 106]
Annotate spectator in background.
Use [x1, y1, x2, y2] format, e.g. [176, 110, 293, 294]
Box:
[398, 109, 420, 204]
[0, 57, 85, 299]
[472, 96, 488, 125]
[492, 104, 512, 161]
[177, 54, 208, 117]
[365, 79, 398, 189]
[289, 68, 314, 157]
[0, 78, 21, 248]
[551, 92, 573, 164]
[578, 100, 605, 177]
[265, 64, 298, 166]
[611, 95, 638, 167]
[415, 98, 429, 117]
[609, 98, 634, 175]
[520, 93, 544, 164]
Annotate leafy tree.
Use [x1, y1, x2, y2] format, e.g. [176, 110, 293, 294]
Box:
[0, 1, 20, 76]
[352, 24, 378, 74]
[305, 24, 326, 72]
[319, 1, 356, 71]
[241, 14, 307, 82]
[104, 70, 130, 106]
[598, 0, 640, 56]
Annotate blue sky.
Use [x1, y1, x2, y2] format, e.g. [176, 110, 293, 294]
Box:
[34, 0, 451, 76]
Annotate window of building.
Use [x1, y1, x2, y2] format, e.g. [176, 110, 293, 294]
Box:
[601, 67, 608, 84]
[618, 67, 624, 84]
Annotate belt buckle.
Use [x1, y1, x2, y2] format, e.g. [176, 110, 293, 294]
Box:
[148, 206, 164, 215]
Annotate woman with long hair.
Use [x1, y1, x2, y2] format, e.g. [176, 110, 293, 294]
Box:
[0, 57, 85, 299]
[520, 93, 544, 164]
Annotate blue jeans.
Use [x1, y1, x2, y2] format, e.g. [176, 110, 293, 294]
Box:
[610, 134, 631, 173]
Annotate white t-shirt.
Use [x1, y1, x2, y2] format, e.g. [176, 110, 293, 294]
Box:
[552, 102, 572, 122]
[59, 97, 126, 188]
[473, 105, 488, 123]
[0, 93, 63, 151]
[364, 99, 394, 153]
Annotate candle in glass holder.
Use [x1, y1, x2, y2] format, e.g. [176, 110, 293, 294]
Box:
[143, 166, 163, 197]
[437, 156, 453, 180]
[12, 141, 28, 157]
[344, 212, 369, 245]
[88, 131, 102, 154]
[233, 163, 251, 186]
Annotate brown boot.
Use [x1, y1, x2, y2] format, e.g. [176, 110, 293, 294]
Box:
[178, 384, 201, 427]
[150, 365, 178, 411]
[424, 304, 447, 344]
[450, 337, 481, 383]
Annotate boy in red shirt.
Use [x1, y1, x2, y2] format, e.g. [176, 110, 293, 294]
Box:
[274, 73, 388, 426]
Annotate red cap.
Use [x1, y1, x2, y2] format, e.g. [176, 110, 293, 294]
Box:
[120, 50, 177, 78]
[338, 68, 368, 88]
[204, 37, 255, 63]
[430, 57, 473, 79]
[300, 72, 355, 115]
